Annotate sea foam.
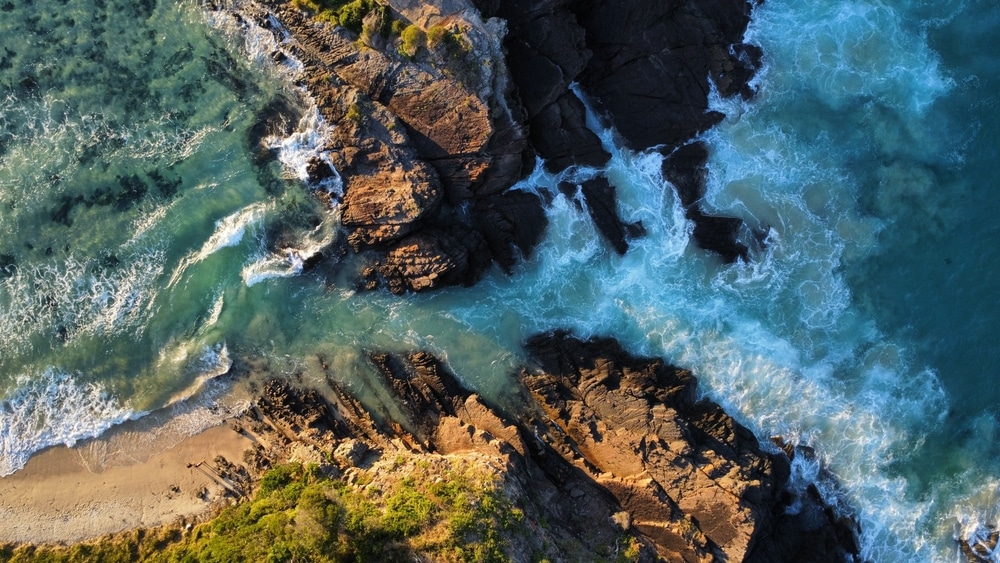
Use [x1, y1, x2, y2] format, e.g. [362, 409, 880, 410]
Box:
[0, 369, 136, 476]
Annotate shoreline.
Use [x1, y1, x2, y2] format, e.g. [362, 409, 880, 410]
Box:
[0, 374, 257, 545]
[0, 0, 869, 559]
[0, 423, 251, 545]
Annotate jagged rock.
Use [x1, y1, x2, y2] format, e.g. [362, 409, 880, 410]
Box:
[246, 94, 303, 165]
[235, 334, 862, 562]
[688, 208, 749, 263]
[521, 331, 862, 562]
[493, 0, 762, 262]
[377, 224, 492, 293]
[472, 189, 548, 272]
[574, 0, 756, 151]
[960, 527, 1000, 563]
[529, 92, 610, 172]
[663, 142, 711, 209]
[560, 176, 645, 255]
[238, 0, 540, 289]
[492, 0, 609, 171]
[663, 142, 755, 262]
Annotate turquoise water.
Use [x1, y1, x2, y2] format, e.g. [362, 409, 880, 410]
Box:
[1, 0, 999, 560]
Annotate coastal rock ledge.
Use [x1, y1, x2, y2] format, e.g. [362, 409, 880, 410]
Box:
[233, 0, 763, 293]
[235, 332, 861, 561]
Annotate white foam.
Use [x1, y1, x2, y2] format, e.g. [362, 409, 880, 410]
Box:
[206, 1, 343, 199]
[0, 368, 136, 476]
[241, 249, 306, 287]
[240, 209, 338, 287]
[266, 105, 343, 197]
[162, 343, 233, 407]
[167, 202, 269, 288]
[0, 242, 167, 356]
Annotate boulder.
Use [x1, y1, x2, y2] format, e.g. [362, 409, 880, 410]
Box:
[377, 224, 492, 293]
[471, 189, 549, 272]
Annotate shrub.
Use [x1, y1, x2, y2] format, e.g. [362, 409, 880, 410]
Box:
[345, 102, 363, 123]
[426, 24, 450, 46]
[259, 462, 301, 495]
[399, 24, 426, 57]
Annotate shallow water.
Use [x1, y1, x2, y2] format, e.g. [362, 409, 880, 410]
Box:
[1, 0, 999, 560]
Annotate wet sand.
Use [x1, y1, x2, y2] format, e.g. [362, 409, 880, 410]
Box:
[0, 423, 252, 544]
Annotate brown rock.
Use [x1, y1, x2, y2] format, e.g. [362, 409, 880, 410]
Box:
[521, 331, 862, 562]
[378, 224, 492, 293]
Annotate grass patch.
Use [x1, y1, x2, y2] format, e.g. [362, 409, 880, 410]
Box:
[3, 458, 529, 562]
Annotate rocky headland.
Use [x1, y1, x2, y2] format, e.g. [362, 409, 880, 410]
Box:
[2, 333, 861, 561]
[234, 0, 763, 294]
[233, 331, 862, 561]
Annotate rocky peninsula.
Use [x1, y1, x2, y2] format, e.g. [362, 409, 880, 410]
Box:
[2, 333, 861, 561]
[1, 0, 868, 561]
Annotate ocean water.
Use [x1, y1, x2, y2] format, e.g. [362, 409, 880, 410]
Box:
[0, 0, 998, 560]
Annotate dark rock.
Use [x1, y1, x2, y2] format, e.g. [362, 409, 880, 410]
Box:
[0, 253, 15, 279]
[472, 190, 548, 272]
[572, 0, 752, 151]
[529, 93, 610, 172]
[247, 95, 303, 165]
[377, 224, 493, 293]
[663, 142, 758, 262]
[713, 42, 764, 100]
[688, 207, 749, 263]
[305, 157, 336, 185]
[496, 0, 609, 173]
[560, 176, 644, 255]
[662, 142, 710, 208]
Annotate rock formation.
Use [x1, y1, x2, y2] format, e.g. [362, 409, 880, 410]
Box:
[234, 0, 543, 292]
[231, 0, 768, 293]
[235, 332, 862, 562]
[482, 0, 762, 261]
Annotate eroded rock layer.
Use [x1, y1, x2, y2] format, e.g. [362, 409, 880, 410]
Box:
[237, 333, 862, 562]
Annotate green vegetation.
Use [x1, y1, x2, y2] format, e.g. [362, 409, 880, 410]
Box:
[398, 24, 426, 57]
[290, 0, 380, 35]
[345, 102, 364, 124]
[426, 24, 450, 46]
[1, 459, 528, 562]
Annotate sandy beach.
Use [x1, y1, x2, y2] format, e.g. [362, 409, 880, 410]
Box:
[0, 422, 253, 545]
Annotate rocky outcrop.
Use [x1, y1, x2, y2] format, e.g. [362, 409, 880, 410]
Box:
[559, 176, 645, 255]
[481, 0, 763, 262]
[521, 332, 862, 562]
[237, 0, 767, 291]
[236, 333, 861, 562]
[235, 0, 541, 291]
[663, 141, 753, 262]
